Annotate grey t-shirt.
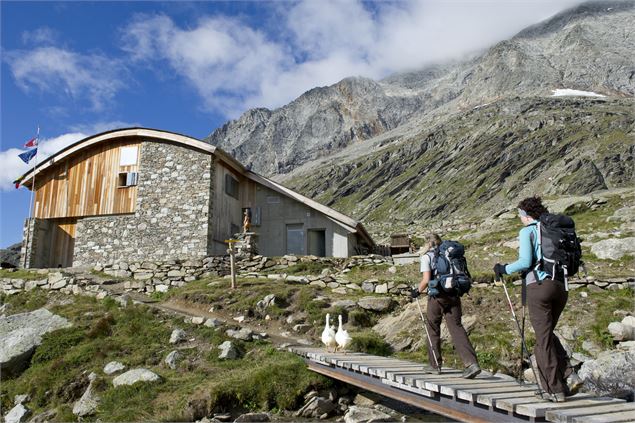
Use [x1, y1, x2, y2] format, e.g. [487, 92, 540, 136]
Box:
[420, 251, 433, 273]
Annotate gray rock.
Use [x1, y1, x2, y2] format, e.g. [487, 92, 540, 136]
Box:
[0, 309, 72, 377]
[72, 373, 99, 417]
[14, 394, 29, 406]
[226, 328, 253, 341]
[332, 300, 358, 310]
[169, 328, 187, 344]
[256, 294, 276, 310]
[204, 318, 223, 328]
[374, 283, 388, 294]
[25, 409, 56, 423]
[103, 361, 126, 375]
[112, 368, 161, 387]
[579, 350, 635, 398]
[218, 341, 241, 359]
[234, 412, 270, 422]
[582, 340, 603, 357]
[357, 297, 393, 312]
[590, 237, 635, 260]
[361, 281, 375, 293]
[191, 317, 205, 325]
[344, 406, 393, 423]
[4, 404, 30, 423]
[165, 350, 182, 370]
[286, 276, 309, 284]
[296, 396, 336, 418]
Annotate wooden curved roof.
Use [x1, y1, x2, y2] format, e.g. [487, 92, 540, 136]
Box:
[15, 127, 246, 187]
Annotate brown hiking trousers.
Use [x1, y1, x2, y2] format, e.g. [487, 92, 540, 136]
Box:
[527, 279, 569, 395]
[426, 294, 478, 369]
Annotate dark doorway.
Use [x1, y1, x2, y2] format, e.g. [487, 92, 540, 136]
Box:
[308, 229, 326, 257]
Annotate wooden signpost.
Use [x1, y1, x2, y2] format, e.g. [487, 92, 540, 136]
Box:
[225, 239, 238, 289]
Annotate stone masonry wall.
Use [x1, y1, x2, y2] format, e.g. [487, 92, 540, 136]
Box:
[20, 218, 51, 269]
[73, 141, 214, 266]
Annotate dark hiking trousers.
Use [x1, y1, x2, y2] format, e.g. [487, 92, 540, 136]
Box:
[426, 294, 478, 369]
[527, 279, 569, 395]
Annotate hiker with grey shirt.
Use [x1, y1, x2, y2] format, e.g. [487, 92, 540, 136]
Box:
[494, 196, 581, 403]
[414, 233, 481, 379]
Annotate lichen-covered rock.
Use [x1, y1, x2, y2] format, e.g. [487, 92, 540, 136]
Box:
[344, 405, 393, 423]
[218, 341, 241, 360]
[103, 361, 126, 375]
[164, 350, 181, 370]
[226, 328, 254, 341]
[4, 404, 30, 423]
[72, 373, 99, 417]
[295, 396, 336, 418]
[579, 350, 635, 398]
[590, 237, 635, 260]
[112, 368, 161, 387]
[234, 412, 271, 422]
[0, 309, 72, 377]
[169, 328, 187, 344]
[357, 297, 393, 312]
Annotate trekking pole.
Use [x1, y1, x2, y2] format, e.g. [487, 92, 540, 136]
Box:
[500, 278, 545, 398]
[414, 296, 441, 372]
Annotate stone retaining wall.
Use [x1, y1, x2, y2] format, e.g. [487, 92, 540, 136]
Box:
[1, 254, 633, 298]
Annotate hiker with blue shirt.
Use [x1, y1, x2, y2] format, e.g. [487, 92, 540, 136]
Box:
[494, 196, 581, 403]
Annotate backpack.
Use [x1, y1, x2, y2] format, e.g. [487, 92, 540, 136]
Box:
[427, 240, 472, 297]
[534, 213, 583, 286]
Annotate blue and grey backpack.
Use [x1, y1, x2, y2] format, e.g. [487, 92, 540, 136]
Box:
[427, 240, 472, 297]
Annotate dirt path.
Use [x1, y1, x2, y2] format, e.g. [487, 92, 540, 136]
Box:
[103, 285, 315, 348]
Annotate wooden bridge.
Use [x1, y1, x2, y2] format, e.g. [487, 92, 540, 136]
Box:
[289, 347, 634, 423]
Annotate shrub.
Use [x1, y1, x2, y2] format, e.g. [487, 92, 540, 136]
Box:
[32, 327, 85, 364]
[348, 331, 392, 356]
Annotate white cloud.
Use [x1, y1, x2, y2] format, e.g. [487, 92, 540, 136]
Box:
[0, 133, 85, 192]
[120, 0, 586, 117]
[0, 121, 135, 192]
[22, 26, 59, 45]
[4, 46, 127, 111]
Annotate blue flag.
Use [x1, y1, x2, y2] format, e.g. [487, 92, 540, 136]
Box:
[18, 148, 37, 164]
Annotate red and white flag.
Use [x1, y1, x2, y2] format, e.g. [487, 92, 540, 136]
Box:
[24, 137, 37, 148]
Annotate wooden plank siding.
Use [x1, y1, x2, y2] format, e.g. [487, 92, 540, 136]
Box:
[48, 218, 76, 267]
[33, 140, 140, 219]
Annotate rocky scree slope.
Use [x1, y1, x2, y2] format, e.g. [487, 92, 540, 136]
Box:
[206, 1, 635, 176]
[284, 96, 634, 230]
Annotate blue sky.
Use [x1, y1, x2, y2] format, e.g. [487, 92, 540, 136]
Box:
[0, 0, 584, 247]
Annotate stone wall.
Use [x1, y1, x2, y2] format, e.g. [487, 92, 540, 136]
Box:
[73, 141, 214, 266]
[19, 218, 51, 269]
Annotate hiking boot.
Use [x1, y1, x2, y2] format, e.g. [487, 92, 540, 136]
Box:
[535, 392, 566, 402]
[462, 363, 481, 379]
[566, 371, 583, 395]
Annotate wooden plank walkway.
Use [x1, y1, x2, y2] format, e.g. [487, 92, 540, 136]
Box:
[290, 347, 632, 423]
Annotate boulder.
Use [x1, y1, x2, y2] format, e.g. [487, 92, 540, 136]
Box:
[0, 309, 72, 377]
[287, 276, 309, 284]
[332, 300, 357, 310]
[72, 372, 99, 417]
[256, 294, 276, 310]
[169, 328, 187, 344]
[357, 297, 393, 312]
[4, 404, 30, 423]
[295, 396, 336, 418]
[590, 238, 635, 260]
[608, 322, 635, 341]
[344, 406, 393, 423]
[204, 318, 223, 328]
[164, 350, 181, 370]
[361, 281, 375, 293]
[191, 317, 205, 325]
[112, 368, 161, 387]
[103, 361, 126, 375]
[374, 283, 388, 294]
[579, 351, 635, 398]
[218, 341, 241, 359]
[234, 412, 270, 422]
[226, 328, 253, 341]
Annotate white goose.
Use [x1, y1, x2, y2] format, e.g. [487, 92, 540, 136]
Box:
[335, 314, 352, 352]
[321, 313, 337, 352]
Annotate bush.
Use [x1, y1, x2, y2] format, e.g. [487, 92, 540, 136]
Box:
[32, 327, 85, 364]
[348, 331, 392, 356]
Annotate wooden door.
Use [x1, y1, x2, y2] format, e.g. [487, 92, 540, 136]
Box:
[48, 218, 76, 268]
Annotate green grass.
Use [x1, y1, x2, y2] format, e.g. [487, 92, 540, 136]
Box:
[0, 289, 48, 313]
[0, 290, 332, 422]
[349, 330, 393, 356]
[0, 268, 45, 280]
[279, 261, 333, 275]
[586, 288, 634, 349]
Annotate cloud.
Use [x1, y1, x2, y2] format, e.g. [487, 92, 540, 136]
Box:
[0, 121, 136, 192]
[4, 46, 127, 111]
[22, 26, 59, 45]
[120, 0, 586, 117]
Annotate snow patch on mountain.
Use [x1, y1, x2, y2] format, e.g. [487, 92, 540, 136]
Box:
[551, 89, 606, 98]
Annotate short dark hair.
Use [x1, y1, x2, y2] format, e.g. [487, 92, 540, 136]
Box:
[517, 196, 548, 220]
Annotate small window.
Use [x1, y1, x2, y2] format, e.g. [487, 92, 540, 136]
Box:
[120, 146, 138, 166]
[225, 174, 239, 199]
[118, 172, 138, 187]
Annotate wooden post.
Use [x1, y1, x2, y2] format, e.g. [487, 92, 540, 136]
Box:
[226, 239, 237, 289]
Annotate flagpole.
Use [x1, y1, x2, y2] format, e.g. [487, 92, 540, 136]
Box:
[22, 126, 40, 269]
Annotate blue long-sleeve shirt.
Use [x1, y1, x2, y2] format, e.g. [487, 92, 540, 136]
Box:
[505, 222, 548, 282]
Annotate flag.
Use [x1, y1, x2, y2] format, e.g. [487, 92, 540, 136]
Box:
[24, 137, 37, 148]
[15, 181, 20, 189]
[18, 148, 37, 164]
